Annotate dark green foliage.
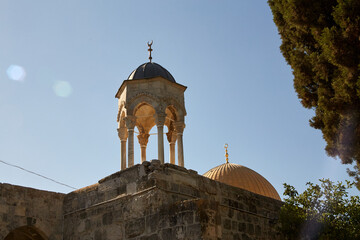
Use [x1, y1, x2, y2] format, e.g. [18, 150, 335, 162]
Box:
[268, 0, 360, 186]
[347, 162, 360, 189]
[280, 179, 360, 240]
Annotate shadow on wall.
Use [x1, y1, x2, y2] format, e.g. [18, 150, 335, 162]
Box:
[4, 226, 47, 240]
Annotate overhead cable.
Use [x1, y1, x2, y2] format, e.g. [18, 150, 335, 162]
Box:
[0, 159, 77, 190]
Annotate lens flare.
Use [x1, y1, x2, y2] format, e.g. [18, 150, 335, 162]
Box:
[7, 65, 26, 81]
[53, 81, 73, 98]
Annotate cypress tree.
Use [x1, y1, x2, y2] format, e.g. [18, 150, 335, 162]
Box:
[268, 0, 360, 187]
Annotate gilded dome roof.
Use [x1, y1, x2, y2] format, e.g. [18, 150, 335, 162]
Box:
[203, 162, 281, 200]
[128, 62, 176, 83]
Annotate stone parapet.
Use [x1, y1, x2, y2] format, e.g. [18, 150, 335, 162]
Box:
[0, 183, 65, 240]
[63, 160, 283, 239]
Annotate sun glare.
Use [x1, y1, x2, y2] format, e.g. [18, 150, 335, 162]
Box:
[53, 81, 73, 98]
[7, 65, 26, 81]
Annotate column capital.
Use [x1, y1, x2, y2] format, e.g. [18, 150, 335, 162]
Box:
[117, 127, 128, 141]
[137, 133, 150, 147]
[166, 130, 177, 143]
[174, 121, 185, 134]
[154, 113, 166, 127]
[124, 115, 137, 129]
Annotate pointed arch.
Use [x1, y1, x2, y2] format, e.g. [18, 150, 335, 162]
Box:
[117, 100, 126, 122]
[126, 92, 161, 116]
[133, 102, 156, 133]
[162, 97, 186, 122]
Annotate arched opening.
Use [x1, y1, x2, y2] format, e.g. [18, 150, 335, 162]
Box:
[119, 111, 126, 128]
[133, 103, 156, 163]
[4, 226, 47, 240]
[134, 102, 156, 135]
[165, 105, 178, 165]
[165, 105, 178, 126]
[117, 95, 186, 168]
[118, 111, 128, 170]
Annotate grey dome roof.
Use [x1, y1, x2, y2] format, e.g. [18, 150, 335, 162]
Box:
[128, 62, 176, 83]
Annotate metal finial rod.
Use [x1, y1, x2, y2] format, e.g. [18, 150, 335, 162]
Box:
[224, 143, 229, 163]
[147, 40, 153, 63]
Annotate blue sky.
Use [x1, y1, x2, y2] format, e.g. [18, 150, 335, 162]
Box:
[0, 0, 357, 198]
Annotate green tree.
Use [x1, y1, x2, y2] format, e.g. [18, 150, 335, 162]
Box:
[280, 179, 360, 240]
[268, 0, 360, 187]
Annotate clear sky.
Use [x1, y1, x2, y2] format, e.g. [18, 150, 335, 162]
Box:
[0, 0, 357, 198]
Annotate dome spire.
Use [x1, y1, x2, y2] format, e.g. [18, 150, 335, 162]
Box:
[224, 143, 229, 163]
[147, 40, 153, 63]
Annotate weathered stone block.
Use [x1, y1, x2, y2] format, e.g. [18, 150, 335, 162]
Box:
[238, 222, 246, 232]
[180, 211, 193, 225]
[85, 219, 91, 231]
[140, 234, 159, 240]
[255, 225, 261, 236]
[0, 184, 64, 240]
[228, 208, 234, 218]
[94, 229, 102, 240]
[223, 219, 231, 230]
[169, 214, 177, 227]
[125, 218, 145, 238]
[247, 223, 254, 235]
[77, 220, 85, 233]
[178, 185, 196, 197]
[170, 183, 179, 192]
[242, 233, 251, 240]
[232, 220, 238, 231]
[105, 224, 123, 240]
[126, 182, 137, 195]
[185, 224, 202, 238]
[102, 212, 113, 225]
[2, 162, 283, 240]
[14, 206, 26, 216]
[160, 228, 173, 239]
[145, 213, 159, 234]
[79, 211, 87, 219]
[2, 213, 8, 222]
[233, 233, 240, 240]
[174, 226, 186, 239]
[248, 203, 257, 214]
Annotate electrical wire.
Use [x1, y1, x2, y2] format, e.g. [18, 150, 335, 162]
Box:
[0, 159, 77, 190]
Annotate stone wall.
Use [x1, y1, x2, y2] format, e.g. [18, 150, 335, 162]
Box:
[63, 160, 283, 240]
[0, 183, 65, 240]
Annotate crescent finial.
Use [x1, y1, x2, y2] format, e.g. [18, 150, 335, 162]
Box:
[147, 41, 153, 62]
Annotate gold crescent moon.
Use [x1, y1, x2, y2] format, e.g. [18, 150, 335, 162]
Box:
[147, 40, 153, 47]
[224, 143, 228, 149]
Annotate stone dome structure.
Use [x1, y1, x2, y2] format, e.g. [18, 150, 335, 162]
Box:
[128, 62, 176, 83]
[203, 162, 281, 200]
[116, 44, 187, 170]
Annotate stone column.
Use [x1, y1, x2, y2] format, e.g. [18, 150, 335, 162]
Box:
[166, 130, 177, 165]
[124, 116, 136, 167]
[175, 122, 185, 167]
[155, 113, 166, 164]
[137, 133, 150, 163]
[117, 127, 128, 170]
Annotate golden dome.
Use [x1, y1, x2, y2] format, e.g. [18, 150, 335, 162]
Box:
[203, 162, 281, 200]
